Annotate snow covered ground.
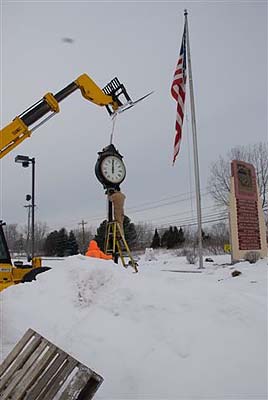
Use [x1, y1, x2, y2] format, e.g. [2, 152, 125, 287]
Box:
[1, 251, 267, 400]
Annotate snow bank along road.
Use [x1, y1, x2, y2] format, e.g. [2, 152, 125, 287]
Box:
[1, 253, 267, 400]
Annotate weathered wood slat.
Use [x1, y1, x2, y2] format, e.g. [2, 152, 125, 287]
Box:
[76, 372, 104, 400]
[11, 344, 58, 400]
[0, 329, 103, 399]
[58, 367, 93, 400]
[41, 357, 78, 400]
[0, 334, 43, 392]
[0, 328, 35, 377]
[24, 351, 68, 400]
[0, 339, 49, 399]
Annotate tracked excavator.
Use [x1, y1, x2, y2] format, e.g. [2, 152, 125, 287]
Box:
[0, 73, 134, 291]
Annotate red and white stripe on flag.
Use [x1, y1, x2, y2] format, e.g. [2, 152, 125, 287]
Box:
[171, 25, 187, 165]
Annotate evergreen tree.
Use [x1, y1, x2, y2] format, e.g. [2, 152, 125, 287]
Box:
[178, 227, 185, 246]
[166, 226, 175, 249]
[67, 230, 79, 255]
[56, 228, 68, 257]
[202, 229, 210, 242]
[44, 230, 58, 256]
[123, 216, 137, 248]
[95, 215, 137, 251]
[151, 228, 161, 248]
[172, 226, 180, 248]
[161, 229, 170, 248]
[161, 226, 182, 249]
[94, 220, 108, 251]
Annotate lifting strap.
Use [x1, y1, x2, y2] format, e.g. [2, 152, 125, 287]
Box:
[109, 113, 117, 144]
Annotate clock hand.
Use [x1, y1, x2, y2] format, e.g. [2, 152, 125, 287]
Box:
[112, 159, 114, 173]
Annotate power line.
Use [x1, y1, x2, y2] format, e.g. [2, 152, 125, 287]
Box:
[156, 216, 228, 231]
[84, 190, 213, 222]
[127, 188, 211, 210]
[128, 193, 211, 214]
[49, 183, 268, 231]
[134, 204, 222, 221]
[132, 215, 229, 236]
[133, 209, 229, 233]
[152, 211, 228, 229]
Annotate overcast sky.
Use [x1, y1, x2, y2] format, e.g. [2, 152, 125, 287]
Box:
[0, 1, 267, 234]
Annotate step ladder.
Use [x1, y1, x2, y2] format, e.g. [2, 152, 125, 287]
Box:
[104, 221, 138, 273]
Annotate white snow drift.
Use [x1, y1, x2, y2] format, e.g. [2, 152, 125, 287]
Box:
[1, 252, 267, 399]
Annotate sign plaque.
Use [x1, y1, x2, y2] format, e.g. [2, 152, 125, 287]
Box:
[229, 160, 267, 262]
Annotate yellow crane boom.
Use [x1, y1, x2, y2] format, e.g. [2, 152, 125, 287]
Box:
[0, 73, 130, 159]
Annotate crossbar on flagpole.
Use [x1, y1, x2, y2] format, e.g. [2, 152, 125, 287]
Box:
[184, 9, 204, 269]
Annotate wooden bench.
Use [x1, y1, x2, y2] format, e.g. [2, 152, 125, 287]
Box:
[0, 328, 103, 399]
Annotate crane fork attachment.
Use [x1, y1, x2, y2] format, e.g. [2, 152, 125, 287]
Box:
[103, 77, 153, 117]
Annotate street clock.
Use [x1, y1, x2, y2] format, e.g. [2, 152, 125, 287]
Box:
[95, 144, 126, 189]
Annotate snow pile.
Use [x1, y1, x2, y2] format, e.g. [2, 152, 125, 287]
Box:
[1, 253, 267, 399]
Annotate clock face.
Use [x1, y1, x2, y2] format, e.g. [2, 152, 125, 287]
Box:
[237, 164, 253, 191]
[100, 155, 126, 184]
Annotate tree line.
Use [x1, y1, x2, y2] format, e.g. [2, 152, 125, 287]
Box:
[4, 217, 230, 258]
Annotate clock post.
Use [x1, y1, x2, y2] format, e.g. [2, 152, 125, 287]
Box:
[108, 199, 113, 223]
[94, 145, 138, 272]
[95, 144, 126, 223]
[95, 143, 126, 253]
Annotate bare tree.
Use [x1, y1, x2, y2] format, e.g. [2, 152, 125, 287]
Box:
[22, 221, 49, 256]
[73, 227, 95, 254]
[4, 224, 20, 256]
[206, 222, 230, 255]
[208, 142, 268, 210]
[133, 222, 154, 250]
[35, 221, 49, 255]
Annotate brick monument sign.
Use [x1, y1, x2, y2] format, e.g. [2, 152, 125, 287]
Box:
[229, 160, 267, 262]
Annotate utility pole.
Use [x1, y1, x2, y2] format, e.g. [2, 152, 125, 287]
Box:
[78, 219, 87, 254]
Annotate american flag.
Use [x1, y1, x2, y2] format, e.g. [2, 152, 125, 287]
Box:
[171, 24, 187, 164]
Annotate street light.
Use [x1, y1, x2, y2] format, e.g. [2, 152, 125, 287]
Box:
[24, 194, 31, 261]
[15, 155, 36, 261]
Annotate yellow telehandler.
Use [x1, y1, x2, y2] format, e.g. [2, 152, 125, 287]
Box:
[0, 73, 134, 290]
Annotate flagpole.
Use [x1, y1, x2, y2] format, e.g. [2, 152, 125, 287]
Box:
[184, 9, 204, 269]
